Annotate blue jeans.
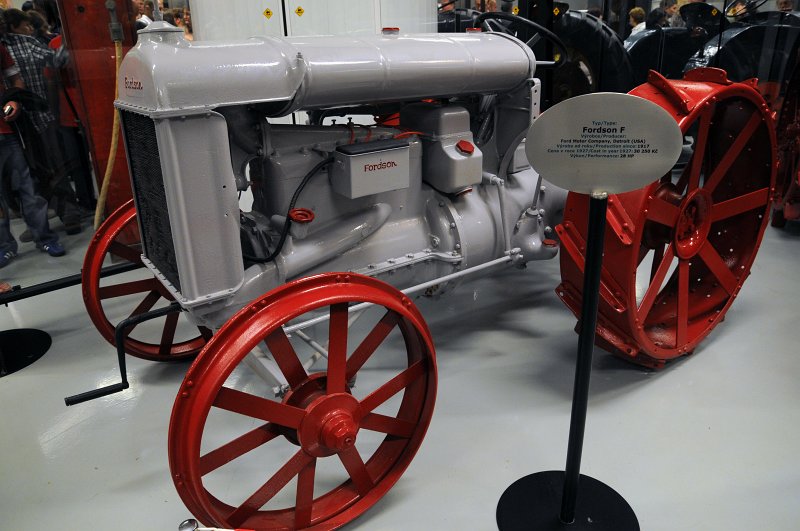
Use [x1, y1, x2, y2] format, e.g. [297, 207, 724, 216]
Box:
[0, 134, 59, 254]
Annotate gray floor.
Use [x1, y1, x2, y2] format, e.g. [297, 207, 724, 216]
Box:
[1, 222, 799, 531]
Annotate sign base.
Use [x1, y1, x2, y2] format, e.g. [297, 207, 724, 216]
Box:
[496, 471, 639, 531]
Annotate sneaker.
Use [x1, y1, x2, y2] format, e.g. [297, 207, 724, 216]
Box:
[0, 250, 17, 268]
[39, 242, 66, 257]
[19, 229, 33, 243]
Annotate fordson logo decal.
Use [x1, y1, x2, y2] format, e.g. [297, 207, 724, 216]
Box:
[364, 160, 398, 172]
[124, 76, 144, 90]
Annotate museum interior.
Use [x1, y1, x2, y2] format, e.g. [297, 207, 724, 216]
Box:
[1, 0, 798, 530]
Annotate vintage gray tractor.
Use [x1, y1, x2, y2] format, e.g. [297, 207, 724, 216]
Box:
[80, 21, 776, 530]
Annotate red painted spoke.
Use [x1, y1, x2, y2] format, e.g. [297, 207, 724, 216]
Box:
[158, 312, 180, 358]
[264, 329, 308, 388]
[646, 197, 681, 227]
[107, 240, 142, 263]
[650, 245, 665, 284]
[697, 243, 739, 295]
[327, 303, 349, 395]
[199, 422, 279, 476]
[124, 291, 162, 334]
[227, 450, 313, 527]
[360, 413, 416, 438]
[638, 245, 675, 319]
[676, 260, 689, 347]
[687, 108, 713, 193]
[346, 310, 401, 381]
[98, 278, 161, 299]
[294, 457, 317, 529]
[704, 112, 762, 193]
[360, 360, 426, 414]
[213, 386, 305, 429]
[711, 187, 770, 222]
[338, 446, 374, 496]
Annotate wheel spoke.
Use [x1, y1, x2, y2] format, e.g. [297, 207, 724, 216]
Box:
[294, 456, 317, 529]
[327, 303, 349, 395]
[199, 422, 279, 476]
[638, 245, 675, 319]
[697, 243, 739, 295]
[125, 291, 162, 334]
[646, 197, 681, 227]
[227, 450, 313, 528]
[264, 328, 308, 388]
[704, 112, 762, 193]
[360, 413, 416, 438]
[650, 244, 665, 283]
[98, 278, 161, 299]
[711, 187, 770, 222]
[213, 386, 305, 429]
[158, 312, 180, 358]
[107, 240, 142, 263]
[686, 108, 713, 193]
[676, 260, 689, 347]
[338, 446, 374, 496]
[346, 311, 401, 381]
[360, 360, 426, 414]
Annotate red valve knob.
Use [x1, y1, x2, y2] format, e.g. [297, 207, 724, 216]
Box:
[456, 139, 475, 155]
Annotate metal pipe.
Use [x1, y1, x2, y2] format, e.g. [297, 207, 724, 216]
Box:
[560, 193, 608, 523]
[283, 251, 518, 334]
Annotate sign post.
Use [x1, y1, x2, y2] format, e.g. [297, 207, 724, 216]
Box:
[496, 93, 683, 530]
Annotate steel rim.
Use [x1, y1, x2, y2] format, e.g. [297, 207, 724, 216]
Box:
[81, 200, 211, 361]
[557, 73, 776, 366]
[169, 273, 437, 530]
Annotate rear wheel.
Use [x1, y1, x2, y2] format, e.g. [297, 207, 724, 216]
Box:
[557, 70, 777, 367]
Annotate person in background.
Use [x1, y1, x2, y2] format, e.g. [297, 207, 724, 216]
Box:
[2, 8, 82, 235]
[143, 0, 155, 22]
[628, 6, 646, 35]
[28, 10, 53, 45]
[660, 0, 679, 25]
[1, 39, 65, 268]
[472, 0, 498, 10]
[776, 0, 793, 11]
[32, 0, 59, 35]
[647, 7, 670, 27]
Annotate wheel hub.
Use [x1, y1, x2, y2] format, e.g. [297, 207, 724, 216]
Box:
[298, 393, 361, 457]
[674, 188, 712, 259]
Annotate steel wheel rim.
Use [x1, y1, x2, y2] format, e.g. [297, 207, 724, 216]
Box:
[82, 200, 211, 361]
[169, 273, 437, 530]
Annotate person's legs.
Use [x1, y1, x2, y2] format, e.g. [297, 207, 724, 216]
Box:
[0, 136, 21, 261]
[3, 136, 61, 251]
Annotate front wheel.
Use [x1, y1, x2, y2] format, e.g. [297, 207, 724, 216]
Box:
[169, 273, 437, 530]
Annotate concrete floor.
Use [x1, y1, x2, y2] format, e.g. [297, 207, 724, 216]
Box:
[1, 221, 798, 531]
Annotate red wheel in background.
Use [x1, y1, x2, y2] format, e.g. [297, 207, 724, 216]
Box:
[169, 273, 437, 530]
[771, 65, 800, 226]
[557, 69, 777, 368]
[82, 200, 211, 361]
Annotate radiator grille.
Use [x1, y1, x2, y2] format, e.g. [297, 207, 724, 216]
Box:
[121, 111, 181, 292]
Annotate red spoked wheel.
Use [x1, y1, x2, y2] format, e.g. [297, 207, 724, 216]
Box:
[557, 69, 777, 368]
[82, 200, 211, 361]
[169, 273, 437, 530]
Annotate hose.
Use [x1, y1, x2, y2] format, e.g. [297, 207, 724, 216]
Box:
[93, 40, 122, 230]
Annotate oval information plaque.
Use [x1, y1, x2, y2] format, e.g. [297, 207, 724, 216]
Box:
[525, 92, 683, 195]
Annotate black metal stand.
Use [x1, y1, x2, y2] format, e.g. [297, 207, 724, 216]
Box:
[0, 329, 51, 377]
[496, 193, 639, 530]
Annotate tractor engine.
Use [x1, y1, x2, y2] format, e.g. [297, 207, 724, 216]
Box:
[116, 22, 567, 329]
